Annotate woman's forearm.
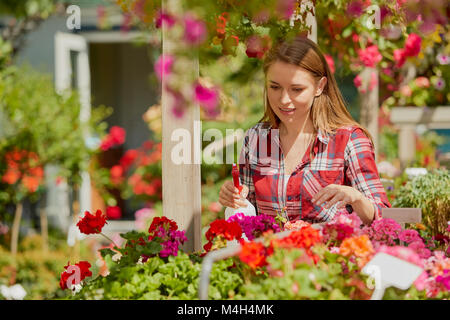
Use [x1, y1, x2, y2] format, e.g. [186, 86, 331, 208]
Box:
[351, 194, 375, 225]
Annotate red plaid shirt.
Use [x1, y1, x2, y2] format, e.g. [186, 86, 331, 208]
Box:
[238, 122, 391, 223]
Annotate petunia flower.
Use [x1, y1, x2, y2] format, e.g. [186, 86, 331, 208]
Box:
[154, 54, 174, 81]
[183, 14, 207, 46]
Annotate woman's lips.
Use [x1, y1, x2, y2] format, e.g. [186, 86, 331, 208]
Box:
[279, 107, 296, 115]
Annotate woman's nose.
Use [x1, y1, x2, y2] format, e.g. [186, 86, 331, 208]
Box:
[279, 89, 291, 105]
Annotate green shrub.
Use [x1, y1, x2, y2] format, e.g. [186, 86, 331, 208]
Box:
[393, 169, 450, 235]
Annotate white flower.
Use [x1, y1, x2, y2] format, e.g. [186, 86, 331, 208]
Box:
[0, 284, 27, 300]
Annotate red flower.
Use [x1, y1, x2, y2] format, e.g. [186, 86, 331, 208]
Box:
[119, 149, 138, 170]
[272, 226, 322, 251]
[76, 210, 107, 234]
[106, 206, 122, 220]
[100, 126, 126, 151]
[110, 165, 124, 185]
[59, 261, 92, 290]
[239, 241, 269, 269]
[148, 216, 178, 236]
[205, 219, 242, 242]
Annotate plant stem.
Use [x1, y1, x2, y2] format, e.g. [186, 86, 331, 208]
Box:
[100, 232, 120, 248]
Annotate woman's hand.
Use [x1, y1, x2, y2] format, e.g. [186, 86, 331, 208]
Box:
[311, 184, 364, 210]
[219, 180, 249, 209]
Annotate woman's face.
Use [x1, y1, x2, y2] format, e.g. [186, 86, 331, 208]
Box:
[266, 60, 325, 127]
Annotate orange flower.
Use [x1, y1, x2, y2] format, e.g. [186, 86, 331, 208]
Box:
[339, 235, 375, 267]
[239, 241, 268, 269]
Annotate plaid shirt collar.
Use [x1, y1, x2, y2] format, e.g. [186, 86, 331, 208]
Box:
[264, 123, 330, 146]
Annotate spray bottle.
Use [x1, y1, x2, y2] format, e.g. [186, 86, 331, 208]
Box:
[224, 163, 256, 221]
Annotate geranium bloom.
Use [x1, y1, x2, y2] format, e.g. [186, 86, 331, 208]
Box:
[394, 48, 406, 68]
[284, 219, 311, 231]
[155, 10, 176, 29]
[276, 0, 297, 20]
[145, 217, 186, 258]
[148, 216, 178, 235]
[193, 83, 220, 117]
[415, 77, 430, 88]
[100, 126, 126, 151]
[76, 210, 107, 234]
[366, 218, 401, 247]
[205, 219, 242, 242]
[272, 226, 322, 251]
[245, 35, 271, 59]
[339, 235, 375, 267]
[398, 229, 421, 244]
[239, 241, 269, 269]
[110, 165, 124, 185]
[59, 261, 92, 290]
[353, 75, 362, 88]
[347, 0, 365, 17]
[106, 206, 122, 220]
[1, 149, 44, 193]
[435, 270, 450, 291]
[227, 214, 280, 240]
[183, 14, 207, 45]
[404, 33, 421, 57]
[357, 45, 382, 68]
[324, 54, 335, 74]
[154, 54, 174, 81]
[119, 149, 138, 170]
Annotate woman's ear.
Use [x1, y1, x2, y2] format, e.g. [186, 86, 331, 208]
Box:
[315, 77, 327, 97]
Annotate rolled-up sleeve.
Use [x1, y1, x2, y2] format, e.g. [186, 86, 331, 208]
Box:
[238, 128, 257, 211]
[344, 128, 391, 221]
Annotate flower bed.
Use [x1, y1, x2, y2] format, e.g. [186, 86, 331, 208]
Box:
[60, 209, 449, 300]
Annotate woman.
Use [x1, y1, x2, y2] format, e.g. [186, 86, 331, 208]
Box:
[218, 36, 391, 225]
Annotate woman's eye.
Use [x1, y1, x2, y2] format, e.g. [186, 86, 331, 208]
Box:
[293, 88, 303, 92]
[269, 85, 279, 90]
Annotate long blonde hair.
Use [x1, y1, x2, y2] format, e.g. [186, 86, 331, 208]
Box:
[259, 36, 373, 158]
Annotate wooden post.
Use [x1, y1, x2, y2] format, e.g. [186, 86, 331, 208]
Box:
[359, 68, 379, 159]
[10, 202, 23, 258]
[161, 0, 202, 252]
[40, 208, 49, 253]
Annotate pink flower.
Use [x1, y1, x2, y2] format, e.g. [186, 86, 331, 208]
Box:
[324, 54, 335, 74]
[435, 270, 450, 291]
[208, 201, 223, 213]
[183, 15, 207, 45]
[165, 86, 186, 118]
[394, 48, 406, 68]
[154, 54, 174, 81]
[194, 83, 220, 117]
[398, 229, 421, 244]
[415, 77, 430, 88]
[276, 0, 297, 20]
[134, 208, 155, 230]
[437, 53, 450, 65]
[285, 220, 311, 231]
[408, 240, 432, 259]
[399, 85, 412, 97]
[353, 75, 362, 88]
[404, 33, 421, 57]
[357, 45, 382, 68]
[155, 10, 176, 29]
[347, 0, 365, 17]
[367, 218, 401, 247]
